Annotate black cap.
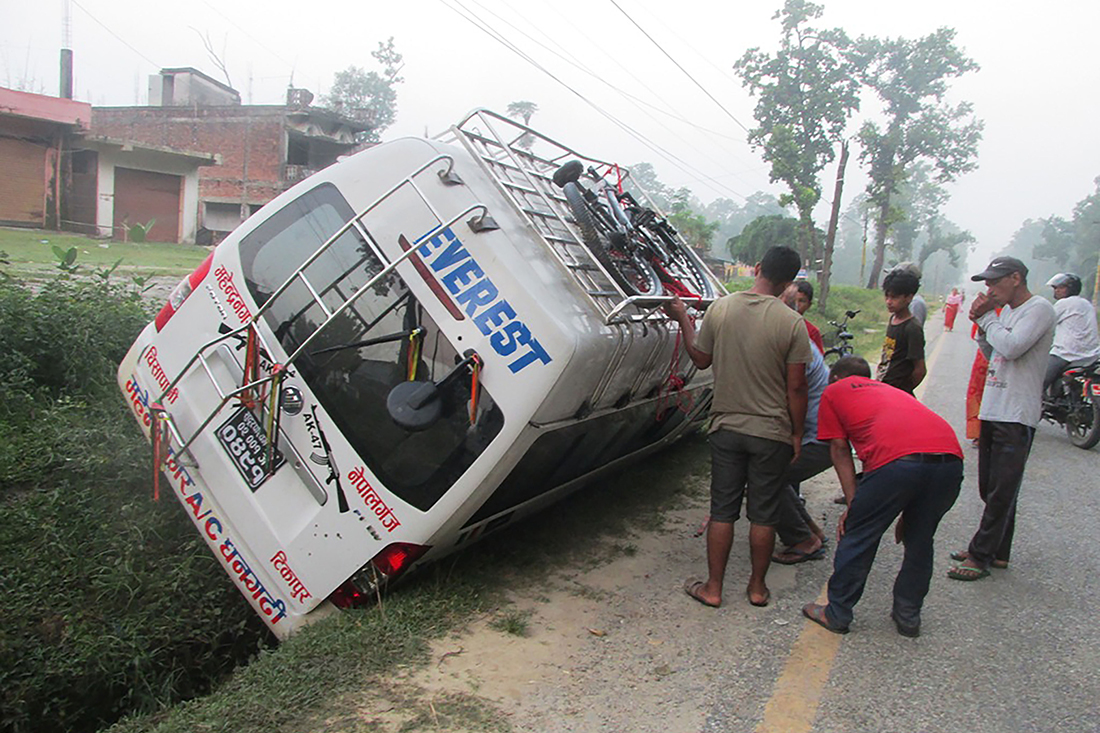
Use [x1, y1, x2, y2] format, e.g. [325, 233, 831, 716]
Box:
[971, 256, 1028, 282]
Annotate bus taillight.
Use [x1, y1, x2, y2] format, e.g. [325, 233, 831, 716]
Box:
[371, 542, 430, 578]
[155, 252, 214, 331]
[328, 543, 431, 609]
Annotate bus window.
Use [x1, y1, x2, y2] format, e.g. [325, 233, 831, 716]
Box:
[238, 183, 504, 511]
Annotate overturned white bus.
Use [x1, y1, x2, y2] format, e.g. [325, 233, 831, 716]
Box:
[117, 109, 724, 638]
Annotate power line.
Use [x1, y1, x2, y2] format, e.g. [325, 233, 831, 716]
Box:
[437, 0, 752, 203]
[71, 0, 159, 69]
[199, 1, 297, 74]
[605, 0, 750, 134]
[471, 0, 742, 142]
[462, 0, 761, 196]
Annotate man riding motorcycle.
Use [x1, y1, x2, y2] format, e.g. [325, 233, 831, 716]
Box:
[1044, 273, 1100, 397]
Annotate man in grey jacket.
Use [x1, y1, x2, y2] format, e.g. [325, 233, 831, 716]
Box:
[949, 256, 1056, 580]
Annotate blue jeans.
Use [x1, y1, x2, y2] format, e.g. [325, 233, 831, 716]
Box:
[825, 456, 963, 629]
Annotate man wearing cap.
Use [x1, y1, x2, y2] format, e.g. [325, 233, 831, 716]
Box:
[948, 256, 1056, 581]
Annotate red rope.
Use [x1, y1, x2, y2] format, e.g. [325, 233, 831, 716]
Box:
[656, 319, 695, 419]
[468, 355, 482, 424]
[240, 325, 260, 409]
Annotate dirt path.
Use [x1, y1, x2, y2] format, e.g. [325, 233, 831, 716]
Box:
[355, 465, 842, 732]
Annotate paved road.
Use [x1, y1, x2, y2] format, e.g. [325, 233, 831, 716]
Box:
[490, 312, 1100, 733]
[702, 316, 1100, 733]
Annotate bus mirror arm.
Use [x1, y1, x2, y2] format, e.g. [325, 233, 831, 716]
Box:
[386, 351, 481, 431]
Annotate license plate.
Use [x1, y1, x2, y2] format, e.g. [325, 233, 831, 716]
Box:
[216, 407, 285, 491]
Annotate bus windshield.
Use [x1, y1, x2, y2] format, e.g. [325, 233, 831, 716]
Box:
[238, 183, 504, 511]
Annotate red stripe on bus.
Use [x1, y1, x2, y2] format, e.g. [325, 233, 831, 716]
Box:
[398, 235, 465, 321]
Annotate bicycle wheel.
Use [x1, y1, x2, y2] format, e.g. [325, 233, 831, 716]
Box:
[562, 182, 661, 298]
[641, 219, 715, 300]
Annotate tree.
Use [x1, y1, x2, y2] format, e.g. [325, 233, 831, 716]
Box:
[890, 162, 948, 262]
[728, 215, 802, 265]
[625, 162, 674, 212]
[852, 28, 984, 288]
[323, 38, 404, 142]
[1033, 216, 1075, 267]
[916, 216, 974, 270]
[506, 100, 539, 150]
[734, 0, 860, 267]
[668, 209, 720, 255]
[704, 193, 787, 260]
[1006, 177, 1100, 301]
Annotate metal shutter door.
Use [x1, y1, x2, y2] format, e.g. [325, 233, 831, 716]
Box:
[0, 137, 47, 225]
[113, 167, 182, 243]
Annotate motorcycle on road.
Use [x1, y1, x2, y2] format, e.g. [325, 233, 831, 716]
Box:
[1042, 359, 1100, 449]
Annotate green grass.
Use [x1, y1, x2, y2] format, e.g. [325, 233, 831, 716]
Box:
[806, 282, 893, 361]
[489, 608, 534, 637]
[0, 226, 209, 280]
[723, 277, 889, 360]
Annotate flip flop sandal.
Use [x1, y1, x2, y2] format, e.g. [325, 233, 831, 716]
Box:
[947, 564, 991, 581]
[802, 603, 849, 634]
[772, 546, 826, 565]
[950, 550, 1008, 569]
[683, 579, 720, 608]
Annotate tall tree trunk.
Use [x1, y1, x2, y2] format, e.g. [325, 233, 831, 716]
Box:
[866, 199, 890, 289]
[818, 141, 849, 312]
[796, 214, 812, 264]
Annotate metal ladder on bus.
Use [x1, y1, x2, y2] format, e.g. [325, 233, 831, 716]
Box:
[150, 153, 495, 470]
[441, 109, 715, 411]
[442, 109, 710, 324]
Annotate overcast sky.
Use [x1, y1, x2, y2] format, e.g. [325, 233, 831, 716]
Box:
[4, 0, 1099, 271]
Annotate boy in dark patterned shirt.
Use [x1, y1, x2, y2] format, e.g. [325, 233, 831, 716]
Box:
[876, 269, 926, 394]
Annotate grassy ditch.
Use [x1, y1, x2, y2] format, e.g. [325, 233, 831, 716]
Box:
[0, 275, 269, 733]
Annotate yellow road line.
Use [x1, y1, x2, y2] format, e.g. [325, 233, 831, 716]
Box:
[755, 589, 838, 733]
[914, 329, 948, 403]
[755, 331, 951, 732]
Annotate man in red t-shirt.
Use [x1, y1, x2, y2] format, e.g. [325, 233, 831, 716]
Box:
[801, 356, 963, 638]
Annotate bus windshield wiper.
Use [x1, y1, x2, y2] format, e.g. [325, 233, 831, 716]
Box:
[311, 328, 419, 356]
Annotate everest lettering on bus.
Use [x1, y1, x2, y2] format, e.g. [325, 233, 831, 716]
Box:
[416, 227, 552, 374]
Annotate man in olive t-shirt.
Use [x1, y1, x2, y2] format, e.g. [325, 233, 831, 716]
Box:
[666, 246, 811, 608]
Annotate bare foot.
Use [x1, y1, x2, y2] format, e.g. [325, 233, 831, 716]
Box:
[746, 584, 770, 607]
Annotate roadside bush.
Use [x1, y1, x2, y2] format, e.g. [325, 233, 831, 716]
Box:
[0, 279, 269, 733]
[0, 279, 150, 489]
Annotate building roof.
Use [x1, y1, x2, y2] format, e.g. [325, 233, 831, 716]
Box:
[0, 86, 91, 128]
[80, 135, 220, 166]
[158, 67, 240, 96]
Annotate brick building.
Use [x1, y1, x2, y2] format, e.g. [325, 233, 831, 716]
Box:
[92, 68, 373, 242]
